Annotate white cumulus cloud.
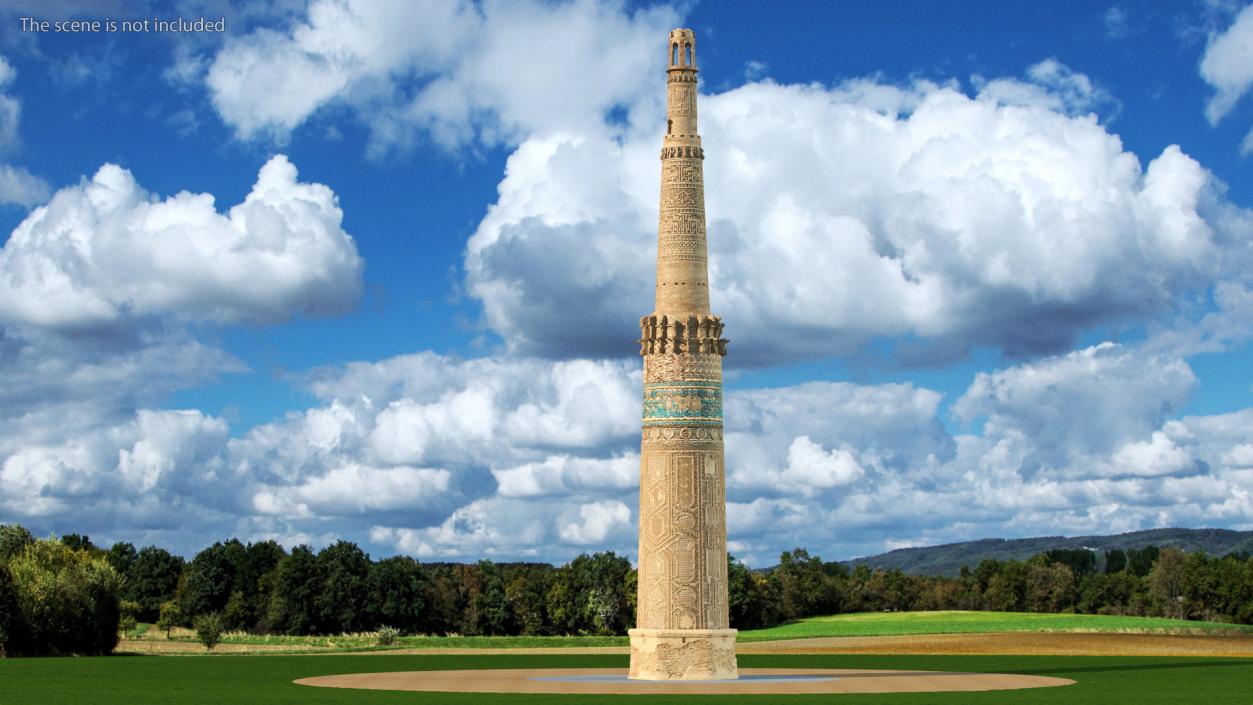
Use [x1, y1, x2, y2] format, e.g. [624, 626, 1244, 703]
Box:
[1109, 430, 1198, 478]
[0, 55, 49, 207]
[953, 342, 1197, 472]
[558, 500, 632, 544]
[203, 0, 678, 152]
[1201, 3, 1253, 126]
[466, 74, 1250, 365]
[0, 155, 363, 329]
[2, 337, 1251, 563]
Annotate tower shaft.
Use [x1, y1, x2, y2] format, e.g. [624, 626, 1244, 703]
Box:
[628, 28, 737, 682]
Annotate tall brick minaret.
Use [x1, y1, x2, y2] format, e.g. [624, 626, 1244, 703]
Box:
[628, 28, 737, 682]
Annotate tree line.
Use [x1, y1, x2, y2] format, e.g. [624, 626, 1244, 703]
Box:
[2, 522, 1251, 656]
[729, 545, 1253, 628]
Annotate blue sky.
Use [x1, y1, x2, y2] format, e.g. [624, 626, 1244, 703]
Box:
[0, 0, 1251, 565]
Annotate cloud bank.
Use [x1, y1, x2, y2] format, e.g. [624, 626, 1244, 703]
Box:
[3, 0, 1251, 564]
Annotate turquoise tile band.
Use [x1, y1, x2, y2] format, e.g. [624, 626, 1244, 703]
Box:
[642, 381, 723, 426]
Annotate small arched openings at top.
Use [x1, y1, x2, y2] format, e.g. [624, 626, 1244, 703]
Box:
[669, 34, 696, 68]
[667, 119, 672, 134]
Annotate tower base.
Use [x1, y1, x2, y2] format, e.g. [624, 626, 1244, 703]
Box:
[628, 628, 738, 680]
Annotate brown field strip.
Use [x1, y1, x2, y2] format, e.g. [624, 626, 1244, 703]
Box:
[117, 631, 1253, 657]
[117, 640, 327, 654]
[741, 632, 1253, 657]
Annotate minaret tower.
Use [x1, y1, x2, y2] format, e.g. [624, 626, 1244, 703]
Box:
[628, 28, 737, 681]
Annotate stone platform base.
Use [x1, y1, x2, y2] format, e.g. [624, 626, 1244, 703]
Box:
[628, 628, 738, 680]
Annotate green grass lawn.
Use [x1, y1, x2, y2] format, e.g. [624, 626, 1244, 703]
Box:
[737, 611, 1253, 641]
[2, 653, 1252, 704]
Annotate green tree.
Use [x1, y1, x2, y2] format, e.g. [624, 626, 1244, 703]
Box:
[6, 539, 122, 655]
[1231, 556, 1253, 624]
[0, 524, 34, 561]
[223, 591, 250, 631]
[542, 552, 632, 635]
[59, 534, 97, 553]
[118, 599, 141, 634]
[544, 568, 577, 635]
[0, 563, 18, 657]
[973, 559, 1004, 594]
[1077, 572, 1109, 613]
[127, 546, 184, 622]
[206, 539, 280, 631]
[473, 561, 512, 635]
[777, 548, 840, 619]
[179, 542, 236, 618]
[219, 541, 250, 628]
[727, 555, 759, 627]
[316, 541, 371, 633]
[1026, 560, 1075, 612]
[1042, 549, 1096, 576]
[106, 542, 138, 578]
[238, 540, 286, 631]
[917, 577, 965, 611]
[1127, 546, 1160, 577]
[984, 561, 1028, 611]
[368, 556, 427, 633]
[728, 555, 782, 629]
[1149, 547, 1187, 619]
[419, 568, 462, 634]
[454, 563, 485, 634]
[504, 569, 548, 636]
[863, 569, 918, 612]
[1104, 549, 1128, 574]
[1208, 555, 1253, 624]
[156, 600, 181, 639]
[265, 546, 320, 635]
[958, 565, 983, 609]
[577, 553, 633, 635]
[588, 553, 633, 635]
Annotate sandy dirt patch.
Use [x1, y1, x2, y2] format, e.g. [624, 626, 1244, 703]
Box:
[296, 667, 1074, 695]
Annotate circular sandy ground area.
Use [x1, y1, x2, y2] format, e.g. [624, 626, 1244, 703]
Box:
[296, 668, 1075, 695]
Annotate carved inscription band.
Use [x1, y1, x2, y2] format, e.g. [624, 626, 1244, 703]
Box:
[642, 381, 723, 427]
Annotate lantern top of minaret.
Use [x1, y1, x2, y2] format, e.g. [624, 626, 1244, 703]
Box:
[668, 28, 697, 72]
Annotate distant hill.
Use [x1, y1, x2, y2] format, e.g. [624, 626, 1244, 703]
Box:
[844, 528, 1253, 577]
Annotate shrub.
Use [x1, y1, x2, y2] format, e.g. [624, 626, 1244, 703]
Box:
[6, 539, 122, 656]
[194, 612, 224, 651]
[156, 600, 182, 639]
[118, 599, 140, 635]
[376, 625, 401, 646]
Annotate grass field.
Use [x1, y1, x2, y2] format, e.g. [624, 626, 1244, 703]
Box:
[120, 627, 629, 654]
[737, 611, 1253, 641]
[115, 611, 1253, 654]
[3, 652, 1252, 704]
[9, 613, 1252, 703]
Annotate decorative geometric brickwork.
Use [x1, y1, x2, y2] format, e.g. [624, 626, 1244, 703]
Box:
[630, 26, 737, 682]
